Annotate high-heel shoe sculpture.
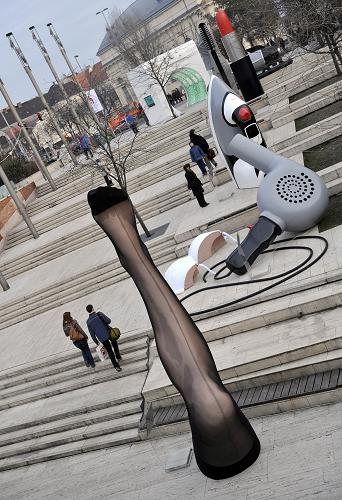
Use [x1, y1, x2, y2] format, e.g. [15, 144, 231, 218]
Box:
[87, 186, 260, 480]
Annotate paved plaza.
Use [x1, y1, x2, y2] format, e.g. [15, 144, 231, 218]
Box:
[0, 51, 342, 498]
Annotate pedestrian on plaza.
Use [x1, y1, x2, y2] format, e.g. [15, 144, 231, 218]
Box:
[125, 113, 139, 134]
[80, 134, 94, 159]
[86, 305, 122, 372]
[63, 312, 95, 368]
[189, 128, 217, 176]
[184, 164, 209, 208]
[189, 141, 207, 176]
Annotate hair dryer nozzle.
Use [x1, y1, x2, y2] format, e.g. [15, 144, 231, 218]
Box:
[226, 217, 282, 275]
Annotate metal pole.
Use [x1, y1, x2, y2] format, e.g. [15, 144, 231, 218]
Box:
[47, 23, 102, 128]
[74, 55, 83, 73]
[0, 77, 57, 191]
[0, 270, 10, 291]
[29, 26, 83, 135]
[6, 33, 79, 169]
[0, 164, 39, 239]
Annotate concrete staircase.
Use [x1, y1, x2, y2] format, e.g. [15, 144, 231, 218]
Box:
[0, 330, 149, 471]
[0, 233, 177, 330]
[142, 277, 342, 437]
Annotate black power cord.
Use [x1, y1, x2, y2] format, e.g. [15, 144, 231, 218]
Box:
[180, 235, 329, 317]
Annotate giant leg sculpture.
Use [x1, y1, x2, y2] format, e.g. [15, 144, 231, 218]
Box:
[88, 186, 260, 480]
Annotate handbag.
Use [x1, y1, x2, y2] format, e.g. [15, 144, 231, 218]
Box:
[69, 324, 86, 342]
[96, 344, 108, 362]
[97, 313, 121, 341]
[207, 148, 216, 160]
[110, 327, 121, 341]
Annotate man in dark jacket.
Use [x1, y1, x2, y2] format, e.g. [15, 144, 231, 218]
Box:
[86, 305, 122, 371]
[184, 164, 209, 208]
[189, 128, 217, 175]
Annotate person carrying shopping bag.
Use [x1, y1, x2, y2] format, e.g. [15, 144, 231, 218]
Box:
[86, 304, 122, 372]
[63, 312, 95, 368]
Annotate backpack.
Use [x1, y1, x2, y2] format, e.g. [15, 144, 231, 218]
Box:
[69, 323, 86, 342]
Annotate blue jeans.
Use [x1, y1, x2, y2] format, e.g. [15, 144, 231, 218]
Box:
[196, 159, 207, 175]
[73, 340, 95, 367]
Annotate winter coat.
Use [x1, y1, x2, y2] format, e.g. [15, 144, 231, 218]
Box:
[190, 133, 209, 154]
[63, 320, 88, 340]
[80, 136, 91, 150]
[87, 311, 111, 344]
[190, 145, 205, 163]
[185, 170, 204, 196]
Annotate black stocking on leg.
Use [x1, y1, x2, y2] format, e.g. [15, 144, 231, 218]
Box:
[87, 186, 260, 480]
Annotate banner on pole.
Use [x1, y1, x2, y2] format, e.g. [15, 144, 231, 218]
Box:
[87, 89, 103, 113]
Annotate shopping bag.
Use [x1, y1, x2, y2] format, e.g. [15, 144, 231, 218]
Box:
[96, 344, 108, 362]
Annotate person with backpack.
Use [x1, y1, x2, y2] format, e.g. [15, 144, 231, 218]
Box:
[86, 305, 122, 372]
[80, 134, 94, 159]
[189, 141, 207, 176]
[189, 128, 217, 176]
[63, 312, 95, 368]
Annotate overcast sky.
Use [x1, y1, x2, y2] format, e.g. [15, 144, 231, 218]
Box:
[0, 0, 134, 108]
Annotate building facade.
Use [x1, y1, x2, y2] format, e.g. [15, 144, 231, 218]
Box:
[96, 0, 216, 106]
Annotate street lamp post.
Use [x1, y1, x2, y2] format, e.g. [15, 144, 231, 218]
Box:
[47, 23, 101, 129]
[0, 76, 57, 190]
[96, 8, 111, 30]
[6, 33, 79, 170]
[29, 26, 82, 136]
[74, 55, 83, 73]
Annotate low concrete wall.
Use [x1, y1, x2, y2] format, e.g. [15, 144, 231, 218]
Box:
[0, 182, 36, 250]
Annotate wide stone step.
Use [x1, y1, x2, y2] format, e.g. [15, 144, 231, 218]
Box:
[267, 60, 336, 104]
[143, 307, 342, 403]
[0, 335, 149, 390]
[145, 366, 342, 440]
[35, 111, 205, 196]
[0, 412, 141, 461]
[0, 426, 140, 472]
[2, 227, 174, 279]
[273, 112, 342, 152]
[0, 244, 176, 330]
[0, 372, 146, 433]
[0, 399, 142, 448]
[271, 81, 342, 127]
[278, 122, 342, 159]
[0, 347, 148, 399]
[0, 359, 148, 411]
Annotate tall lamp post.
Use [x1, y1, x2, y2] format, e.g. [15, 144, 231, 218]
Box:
[47, 23, 101, 128]
[29, 26, 82, 136]
[95, 8, 134, 103]
[6, 32, 79, 169]
[74, 55, 83, 73]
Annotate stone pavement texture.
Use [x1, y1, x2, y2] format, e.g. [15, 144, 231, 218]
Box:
[1, 402, 341, 500]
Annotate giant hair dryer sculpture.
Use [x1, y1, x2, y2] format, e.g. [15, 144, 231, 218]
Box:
[88, 187, 260, 480]
[208, 76, 329, 275]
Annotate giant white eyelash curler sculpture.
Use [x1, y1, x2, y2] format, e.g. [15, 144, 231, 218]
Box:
[208, 76, 329, 275]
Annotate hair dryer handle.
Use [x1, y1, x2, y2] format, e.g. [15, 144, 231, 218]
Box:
[226, 216, 282, 275]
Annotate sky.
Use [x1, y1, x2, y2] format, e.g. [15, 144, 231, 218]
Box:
[0, 0, 134, 108]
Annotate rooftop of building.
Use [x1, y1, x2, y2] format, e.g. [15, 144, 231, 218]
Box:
[96, 0, 178, 56]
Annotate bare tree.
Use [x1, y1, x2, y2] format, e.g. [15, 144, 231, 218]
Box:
[109, 14, 180, 118]
[281, 0, 342, 74]
[44, 79, 151, 237]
